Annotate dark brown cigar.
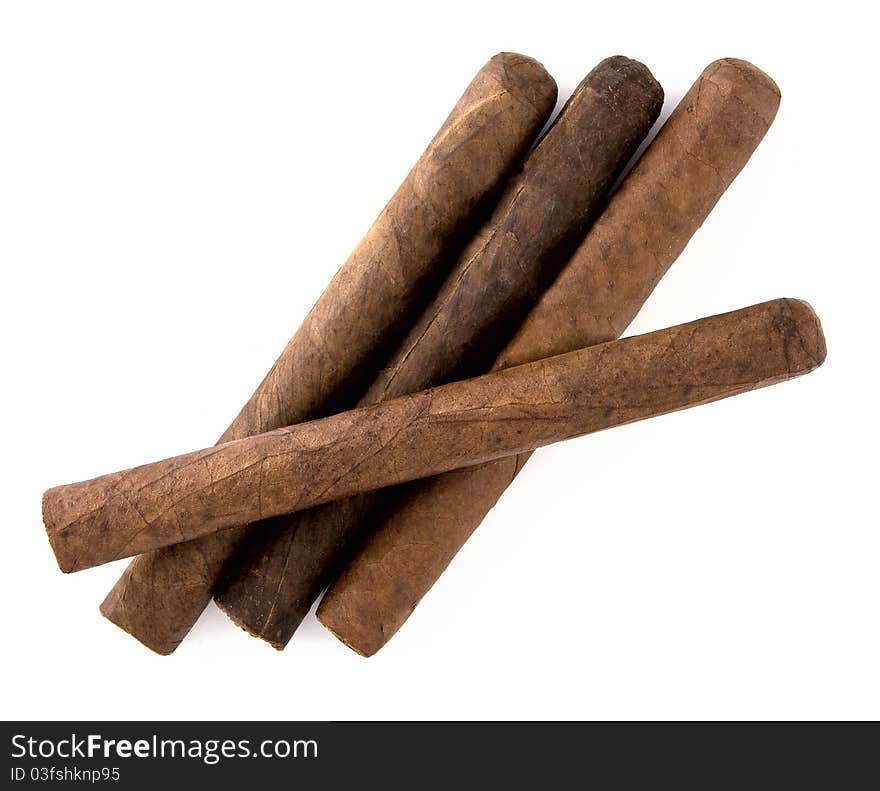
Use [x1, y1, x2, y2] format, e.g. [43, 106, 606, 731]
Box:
[213, 56, 664, 649]
[42, 299, 826, 576]
[317, 58, 784, 656]
[96, 52, 558, 654]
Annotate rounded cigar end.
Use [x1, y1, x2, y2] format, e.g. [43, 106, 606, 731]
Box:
[593, 55, 664, 109]
[702, 58, 781, 128]
[779, 298, 827, 372]
[487, 52, 558, 119]
[573, 56, 663, 135]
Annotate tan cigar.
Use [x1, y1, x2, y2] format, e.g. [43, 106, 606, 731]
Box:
[43, 299, 824, 575]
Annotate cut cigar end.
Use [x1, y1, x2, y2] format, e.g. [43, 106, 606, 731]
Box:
[213, 596, 287, 651]
[316, 606, 375, 658]
[98, 599, 180, 656]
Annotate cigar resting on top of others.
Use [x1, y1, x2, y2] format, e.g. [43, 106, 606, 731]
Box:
[42, 298, 825, 576]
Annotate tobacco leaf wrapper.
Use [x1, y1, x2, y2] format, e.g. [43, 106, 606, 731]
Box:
[317, 58, 784, 656]
[42, 299, 826, 574]
[213, 56, 664, 649]
[96, 52, 558, 654]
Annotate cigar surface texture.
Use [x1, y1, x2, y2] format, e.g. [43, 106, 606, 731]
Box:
[97, 53, 558, 654]
[213, 56, 664, 649]
[317, 58, 784, 656]
[43, 300, 825, 576]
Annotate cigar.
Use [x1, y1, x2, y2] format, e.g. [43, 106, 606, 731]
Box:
[317, 58, 785, 656]
[96, 53, 558, 654]
[213, 57, 664, 649]
[42, 299, 826, 575]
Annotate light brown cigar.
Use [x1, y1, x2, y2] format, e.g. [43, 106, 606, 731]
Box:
[42, 299, 825, 574]
[317, 58, 784, 656]
[96, 53, 558, 654]
[213, 57, 664, 649]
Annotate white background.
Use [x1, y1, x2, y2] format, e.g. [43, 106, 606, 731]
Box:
[1, 1, 876, 721]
